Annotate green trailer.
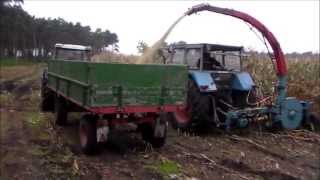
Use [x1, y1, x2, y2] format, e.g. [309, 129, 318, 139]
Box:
[41, 44, 188, 154]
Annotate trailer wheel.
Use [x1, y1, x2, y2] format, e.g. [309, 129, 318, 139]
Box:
[40, 87, 54, 112]
[40, 71, 54, 112]
[140, 115, 167, 148]
[140, 123, 167, 148]
[79, 115, 97, 154]
[54, 96, 68, 126]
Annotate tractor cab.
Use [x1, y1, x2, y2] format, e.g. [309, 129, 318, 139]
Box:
[165, 43, 256, 130]
[165, 43, 253, 94]
[54, 43, 92, 61]
[166, 43, 245, 72]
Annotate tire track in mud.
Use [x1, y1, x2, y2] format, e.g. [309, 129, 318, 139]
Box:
[0, 65, 52, 179]
[0, 66, 41, 111]
[220, 158, 300, 180]
[0, 65, 40, 91]
[166, 131, 320, 180]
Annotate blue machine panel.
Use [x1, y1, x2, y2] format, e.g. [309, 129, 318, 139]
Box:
[232, 72, 255, 91]
[190, 71, 217, 92]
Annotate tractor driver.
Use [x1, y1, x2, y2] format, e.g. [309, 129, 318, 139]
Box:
[203, 52, 225, 70]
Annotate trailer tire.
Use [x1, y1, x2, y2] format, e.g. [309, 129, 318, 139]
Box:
[40, 88, 55, 112]
[140, 121, 167, 148]
[40, 71, 54, 112]
[54, 96, 68, 126]
[79, 115, 97, 154]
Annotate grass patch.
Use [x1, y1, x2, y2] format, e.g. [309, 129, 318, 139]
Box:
[0, 58, 43, 67]
[26, 112, 46, 128]
[157, 159, 180, 175]
[146, 157, 181, 177]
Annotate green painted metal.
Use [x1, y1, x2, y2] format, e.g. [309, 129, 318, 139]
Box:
[47, 60, 188, 107]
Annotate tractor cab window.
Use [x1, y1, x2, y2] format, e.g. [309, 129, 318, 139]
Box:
[211, 52, 223, 65]
[169, 48, 201, 69]
[55, 48, 90, 61]
[185, 48, 201, 69]
[171, 49, 185, 64]
[224, 52, 241, 71]
[203, 52, 225, 70]
[210, 51, 242, 71]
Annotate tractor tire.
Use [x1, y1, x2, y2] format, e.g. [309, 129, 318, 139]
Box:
[140, 116, 167, 148]
[79, 115, 98, 154]
[188, 80, 213, 128]
[54, 95, 68, 126]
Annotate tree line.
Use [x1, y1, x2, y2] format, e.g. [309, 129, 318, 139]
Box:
[0, 0, 119, 59]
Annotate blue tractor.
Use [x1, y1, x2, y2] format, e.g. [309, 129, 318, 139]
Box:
[166, 43, 259, 130]
[163, 4, 320, 132]
[166, 43, 319, 132]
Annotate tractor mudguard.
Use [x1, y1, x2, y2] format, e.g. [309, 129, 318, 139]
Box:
[232, 72, 255, 91]
[189, 71, 217, 92]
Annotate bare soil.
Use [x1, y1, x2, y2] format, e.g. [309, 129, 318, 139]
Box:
[0, 64, 319, 180]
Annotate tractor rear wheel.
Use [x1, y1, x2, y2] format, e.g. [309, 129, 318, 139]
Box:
[171, 80, 213, 131]
[188, 80, 213, 128]
[79, 115, 98, 154]
[54, 95, 68, 126]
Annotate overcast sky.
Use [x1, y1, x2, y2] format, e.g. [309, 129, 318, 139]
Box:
[23, 1, 319, 54]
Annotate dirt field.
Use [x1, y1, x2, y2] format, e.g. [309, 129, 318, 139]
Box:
[1, 63, 320, 180]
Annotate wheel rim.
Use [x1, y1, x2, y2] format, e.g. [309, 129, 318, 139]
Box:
[79, 123, 88, 147]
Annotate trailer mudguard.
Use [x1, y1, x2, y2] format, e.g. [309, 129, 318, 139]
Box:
[189, 71, 217, 92]
[232, 72, 255, 91]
